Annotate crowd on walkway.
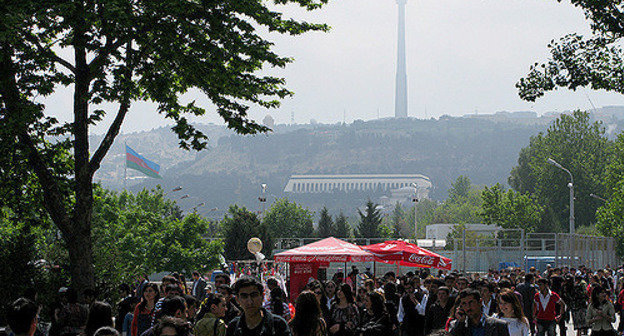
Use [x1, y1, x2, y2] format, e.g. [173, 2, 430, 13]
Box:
[6, 265, 624, 336]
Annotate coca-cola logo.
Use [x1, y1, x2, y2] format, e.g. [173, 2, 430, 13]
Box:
[408, 254, 435, 265]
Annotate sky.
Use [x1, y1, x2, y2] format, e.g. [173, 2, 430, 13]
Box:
[42, 0, 624, 134]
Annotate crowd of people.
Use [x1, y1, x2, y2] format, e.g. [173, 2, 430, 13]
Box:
[5, 265, 624, 336]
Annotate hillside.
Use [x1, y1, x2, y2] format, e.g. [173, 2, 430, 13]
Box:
[92, 116, 557, 217]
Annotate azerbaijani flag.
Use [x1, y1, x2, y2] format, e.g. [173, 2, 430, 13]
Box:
[125, 145, 162, 179]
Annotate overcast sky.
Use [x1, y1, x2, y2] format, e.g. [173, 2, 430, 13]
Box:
[43, 0, 624, 134]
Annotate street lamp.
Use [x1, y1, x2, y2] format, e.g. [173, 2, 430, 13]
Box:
[192, 202, 206, 212]
[179, 194, 189, 200]
[164, 186, 183, 196]
[411, 183, 419, 238]
[590, 193, 607, 203]
[547, 158, 575, 234]
[258, 184, 267, 216]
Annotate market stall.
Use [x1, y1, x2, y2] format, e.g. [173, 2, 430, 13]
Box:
[361, 240, 453, 270]
[274, 237, 374, 301]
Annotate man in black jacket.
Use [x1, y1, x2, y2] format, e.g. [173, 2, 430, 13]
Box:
[450, 288, 510, 336]
[191, 271, 207, 301]
[516, 273, 537, 335]
[398, 278, 426, 336]
[225, 276, 291, 336]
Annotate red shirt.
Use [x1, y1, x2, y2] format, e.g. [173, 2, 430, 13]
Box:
[534, 291, 560, 321]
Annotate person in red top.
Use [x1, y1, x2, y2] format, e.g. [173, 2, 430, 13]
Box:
[533, 278, 565, 336]
[617, 279, 624, 333]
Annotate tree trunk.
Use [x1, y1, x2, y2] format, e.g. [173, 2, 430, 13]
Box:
[70, 0, 95, 295]
[65, 224, 95, 293]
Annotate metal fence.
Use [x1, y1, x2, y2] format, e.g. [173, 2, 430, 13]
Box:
[272, 230, 619, 273]
[445, 230, 618, 272]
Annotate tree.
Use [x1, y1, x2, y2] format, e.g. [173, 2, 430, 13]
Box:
[448, 176, 472, 203]
[479, 183, 545, 232]
[334, 211, 351, 238]
[430, 178, 483, 225]
[389, 203, 406, 238]
[508, 111, 610, 231]
[0, 209, 39, 311]
[596, 179, 624, 257]
[517, 2, 624, 102]
[357, 201, 382, 238]
[262, 198, 314, 238]
[316, 207, 334, 238]
[90, 187, 223, 299]
[220, 205, 270, 260]
[0, 0, 328, 292]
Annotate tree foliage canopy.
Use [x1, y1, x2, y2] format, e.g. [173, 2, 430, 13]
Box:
[262, 198, 314, 238]
[596, 179, 624, 257]
[334, 211, 351, 238]
[480, 183, 545, 232]
[0, 0, 328, 292]
[316, 206, 334, 238]
[508, 111, 610, 230]
[91, 187, 223, 297]
[357, 200, 382, 238]
[220, 205, 271, 260]
[516, 1, 624, 101]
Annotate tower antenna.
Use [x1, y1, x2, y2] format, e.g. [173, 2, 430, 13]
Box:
[395, 0, 408, 118]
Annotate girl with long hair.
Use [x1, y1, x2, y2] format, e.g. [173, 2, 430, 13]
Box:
[358, 292, 391, 336]
[308, 281, 331, 323]
[325, 280, 338, 306]
[263, 287, 291, 321]
[569, 276, 590, 336]
[329, 283, 359, 336]
[131, 283, 160, 336]
[496, 289, 530, 336]
[586, 285, 616, 336]
[290, 291, 326, 336]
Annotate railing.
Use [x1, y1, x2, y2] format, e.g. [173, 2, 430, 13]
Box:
[272, 230, 619, 273]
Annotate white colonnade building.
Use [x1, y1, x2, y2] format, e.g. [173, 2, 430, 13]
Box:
[283, 174, 432, 199]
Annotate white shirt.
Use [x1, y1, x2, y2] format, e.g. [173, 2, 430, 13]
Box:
[538, 289, 552, 311]
[397, 292, 428, 322]
[499, 317, 530, 336]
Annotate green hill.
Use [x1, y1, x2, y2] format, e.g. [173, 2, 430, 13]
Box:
[95, 117, 547, 217]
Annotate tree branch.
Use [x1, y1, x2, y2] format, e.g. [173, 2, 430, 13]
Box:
[89, 41, 135, 174]
[89, 97, 130, 174]
[88, 37, 126, 76]
[22, 32, 76, 74]
[0, 44, 72, 233]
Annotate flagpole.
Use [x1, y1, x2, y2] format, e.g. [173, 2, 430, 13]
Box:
[124, 141, 127, 191]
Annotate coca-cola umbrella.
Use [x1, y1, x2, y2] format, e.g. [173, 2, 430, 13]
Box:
[361, 240, 452, 270]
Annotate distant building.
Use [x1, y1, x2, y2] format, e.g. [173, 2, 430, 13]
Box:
[378, 186, 427, 210]
[263, 114, 275, 129]
[283, 174, 432, 198]
[426, 223, 502, 240]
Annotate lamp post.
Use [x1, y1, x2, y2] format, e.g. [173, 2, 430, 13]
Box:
[590, 193, 607, 202]
[547, 158, 575, 234]
[165, 186, 183, 195]
[258, 184, 267, 217]
[411, 183, 419, 239]
[192, 202, 206, 212]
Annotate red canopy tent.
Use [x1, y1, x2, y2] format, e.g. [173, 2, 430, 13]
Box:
[361, 240, 453, 270]
[275, 237, 375, 263]
[274, 237, 374, 301]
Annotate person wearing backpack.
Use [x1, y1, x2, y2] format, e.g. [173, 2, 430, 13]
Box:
[195, 293, 227, 336]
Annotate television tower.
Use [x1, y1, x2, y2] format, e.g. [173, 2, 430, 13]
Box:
[395, 0, 408, 118]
